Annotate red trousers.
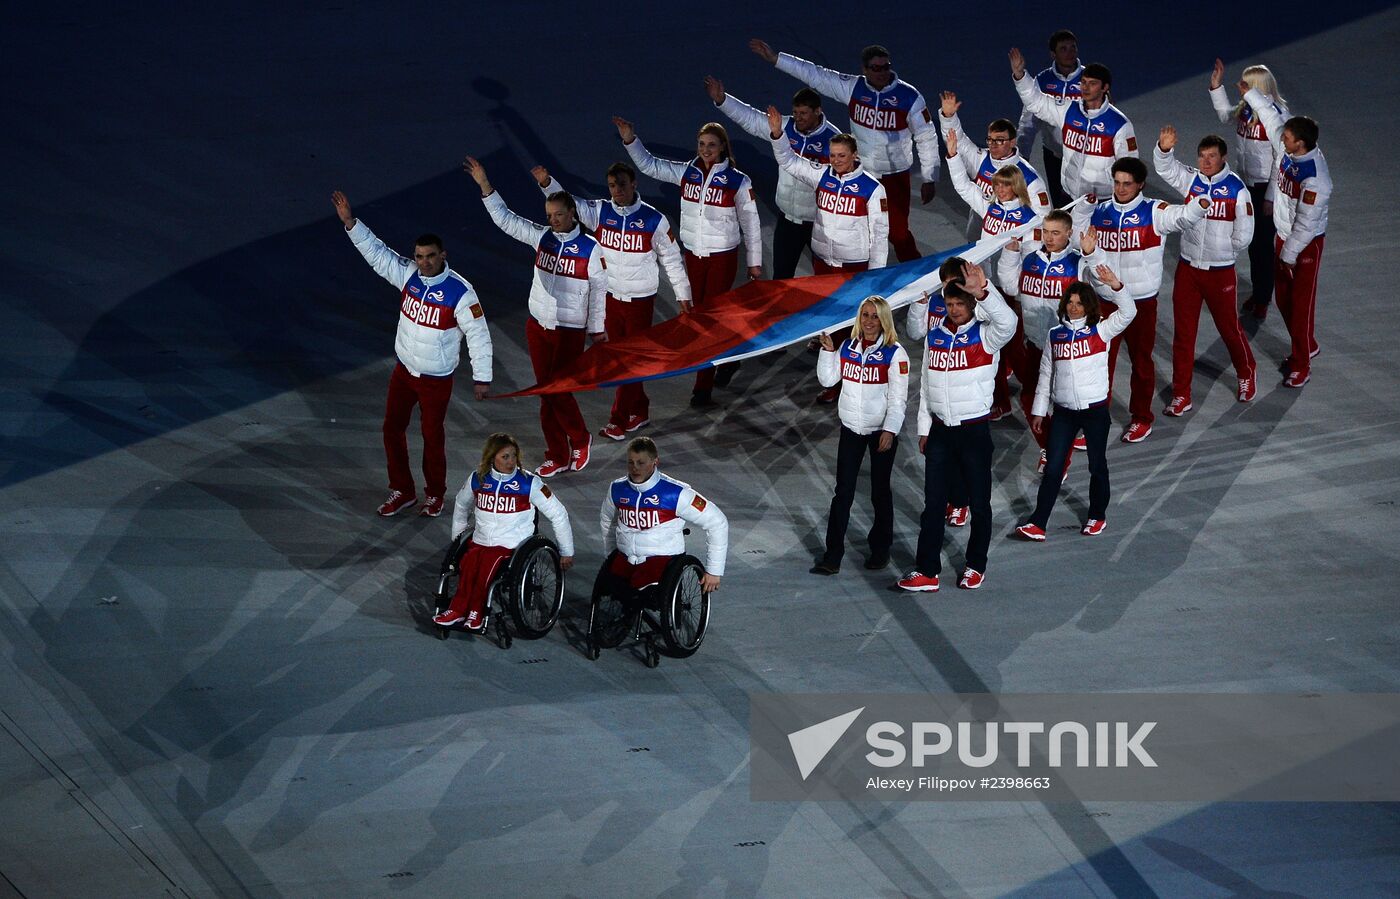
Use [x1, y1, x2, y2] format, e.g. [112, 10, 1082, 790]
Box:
[685, 249, 740, 393]
[525, 318, 589, 463]
[1170, 261, 1256, 399]
[445, 541, 515, 628]
[880, 170, 921, 262]
[606, 551, 672, 591]
[606, 293, 655, 426]
[1011, 341, 1048, 448]
[1275, 235, 1324, 377]
[997, 307, 1028, 415]
[383, 361, 454, 499]
[1101, 296, 1158, 426]
[812, 258, 870, 275]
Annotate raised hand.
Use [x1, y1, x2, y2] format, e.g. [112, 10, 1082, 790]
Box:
[1009, 47, 1026, 79]
[1210, 57, 1225, 90]
[818, 331, 835, 351]
[765, 104, 783, 138]
[1237, 79, 1250, 98]
[1158, 125, 1177, 152]
[331, 190, 354, 228]
[749, 38, 777, 64]
[530, 165, 551, 188]
[960, 260, 987, 294]
[945, 128, 959, 158]
[704, 75, 725, 105]
[1094, 262, 1123, 290]
[612, 115, 636, 144]
[1080, 224, 1099, 255]
[463, 155, 491, 194]
[939, 90, 960, 118]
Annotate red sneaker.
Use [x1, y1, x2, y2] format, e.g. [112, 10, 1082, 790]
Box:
[570, 436, 592, 471]
[1073, 435, 1088, 452]
[377, 490, 418, 517]
[433, 609, 465, 627]
[1082, 519, 1107, 536]
[1282, 371, 1310, 389]
[1163, 396, 1192, 417]
[1015, 523, 1046, 541]
[537, 459, 567, 478]
[624, 415, 650, 433]
[599, 423, 627, 441]
[1237, 377, 1256, 403]
[419, 496, 444, 517]
[896, 571, 940, 592]
[1121, 422, 1152, 443]
[945, 505, 969, 527]
[957, 568, 984, 590]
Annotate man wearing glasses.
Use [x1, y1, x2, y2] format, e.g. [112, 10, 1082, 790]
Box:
[937, 89, 1052, 238]
[750, 38, 940, 262]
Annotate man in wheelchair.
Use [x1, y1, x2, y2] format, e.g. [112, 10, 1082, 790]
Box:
[434, 432, 574, 631]
[599, 436, 728, 602]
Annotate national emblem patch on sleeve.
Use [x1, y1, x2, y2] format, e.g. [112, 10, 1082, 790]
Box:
[1302, 190, 1317, 205]
[880, 198, 889, 212]
[540, 484, 553, 498]
[1126, 136, 1138, 152]
[899, 360, 909, 374]
[1038, 192, 1049, 206]
[469, 303, 485, 319]
[921, 108, 933, 123]
[1246, 202, 1254, 215]
[691, 495, 708, 512]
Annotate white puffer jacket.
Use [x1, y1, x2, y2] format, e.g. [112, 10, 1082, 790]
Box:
[771, 135, 888, 267]
[1015, 73, 1137, 199]
[482, 192, 607, 331]
[346, 220, 493, 381]
[1153, 147, 1254, 268]
[817, 336, 910, 435]
[1210, 85, 1288, 186]
[948, 156, 1041, 241]
[998, 242, 1104, 350]
[718, 92, 842, 223]
[624, 138, 763, 267]
[942, 111, 1052, 215]
[1246, 88, 1333, 265]
[916, 281, 1017, 432]
[1078, 195, 1208, 300]
[451, 466, 574, 557]
[1032, 290, 1138, 416]
[601, 470, 728, 576]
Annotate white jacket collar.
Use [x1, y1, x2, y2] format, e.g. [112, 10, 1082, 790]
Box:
[628, 469, 663, 492]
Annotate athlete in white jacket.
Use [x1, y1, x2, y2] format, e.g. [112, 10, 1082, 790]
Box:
[435, 433, 574, 631]
[465, 157, 607, 478]
[939, 90, 1050, 239]
[333, 190, 493, 520]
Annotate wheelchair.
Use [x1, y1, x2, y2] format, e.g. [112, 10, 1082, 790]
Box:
[434, 530, 564, 647]
[585, 549, 709, 668]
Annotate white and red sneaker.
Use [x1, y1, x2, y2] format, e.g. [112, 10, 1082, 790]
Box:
[433, 609, 465, 627]
[1073, 435, 1088, 452]
[1282, 371, 1310, 389]
[624, 415, 650, 433]
[957, 568, 984, 590]
[1015, 523, 1047, 542]
[570, 437, 592, 471]
[1121, 422, 1153, 443]
[896, 571, 940, 592]
[945, 505, 970, 527]
[1163, 396, 1192, 417]
[1237, 377, 1256, 403]
[537, 458, 567, 478]
[377, 490, 418, 517]
[1082, 519, 1107, 536]
[599, 423, 627, 441]
[419, 496, 444, 517]
[1037, 449, 1047, 474]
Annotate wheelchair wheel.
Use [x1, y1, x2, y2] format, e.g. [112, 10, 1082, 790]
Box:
[658, 555, 708, 657]
[503, 537, 564, 640]
[588, 554, 637, 652]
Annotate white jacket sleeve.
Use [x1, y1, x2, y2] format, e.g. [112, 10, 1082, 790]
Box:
[1244, 88, 1285, 156]
[1114, 117, 1138, 159]
[1096, 289, 1137, 342]
[530, 477, 574, 557]
[817, 345, 841, 388]
[867, 181, 890, 268]
[775, 52, 857, 105]
[482, 191, 547, 247]
[1155, 197, 1210, 236]
[1015, 73, 1065, 130]
[1209, 85, 1234, 124]
[939, 112, 983, 177]
[623, 137, 689, 186]
[909, 92, 942, 183]
[540, 176, 602, 231]
[1030, 338, 1055, 418]
[735, 176, 764, 269]
[948, 154, 991, 218]
[599, 493, 618, 556]
[677, 487, 728, 576]
[718, 93, 774, 141]
[346, 219, 415, 289]
[916, 362, 932, 437]
[451, 478, 475, 540]
[654, 218, 692, 304]
[1152, 145, 1195, 196]
[881, 344, 910, 433]
[586, 246, 608, 333]
[455, 284, 494, 383]
[1233, 188, 1256, 255]
[977, 281, 1018, 353]
[1281, 168, 1330, 264]
[905, 294, 930, 339]
[997, 245, 1025, 298]
[771, 134, 825, 188]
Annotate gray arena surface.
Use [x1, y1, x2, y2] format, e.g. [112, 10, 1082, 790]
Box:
[3, 5, 1398, 897]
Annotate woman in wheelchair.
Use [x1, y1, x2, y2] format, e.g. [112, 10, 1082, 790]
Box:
[434, 432, 574, 631]
[599, 436, 727, 597]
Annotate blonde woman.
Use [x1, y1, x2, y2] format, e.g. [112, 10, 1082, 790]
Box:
[948, 130, 1041, 241]
[1209, 58, 1288, 318]
[812, 296, 910, 574]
